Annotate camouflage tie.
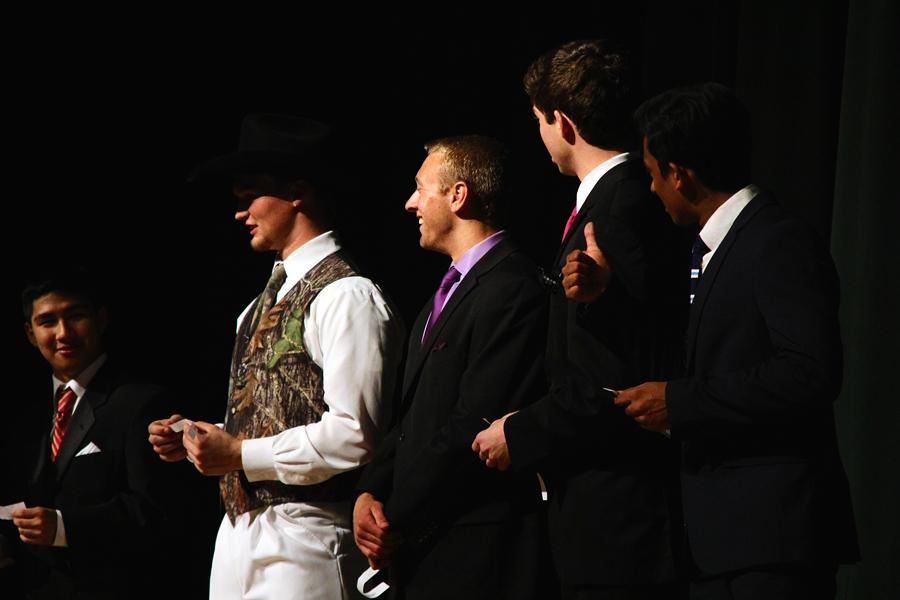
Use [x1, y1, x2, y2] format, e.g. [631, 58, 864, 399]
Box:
[245, 263, 288, 337]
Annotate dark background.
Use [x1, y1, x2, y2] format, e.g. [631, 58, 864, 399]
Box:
[2, 2, 896, 597]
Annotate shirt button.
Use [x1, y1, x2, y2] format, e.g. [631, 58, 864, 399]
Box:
[231, 407, 236, 414]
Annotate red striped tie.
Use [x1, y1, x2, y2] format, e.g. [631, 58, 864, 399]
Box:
[51, 387, 77, 460]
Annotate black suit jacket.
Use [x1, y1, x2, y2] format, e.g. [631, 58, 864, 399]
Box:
[666, 192, 860, 576]
[358, 238, 550, 599]
[22, 362, 178, 599]
[504, 158, 689, 586]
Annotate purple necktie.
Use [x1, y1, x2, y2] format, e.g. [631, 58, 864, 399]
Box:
[422, 266, 461, 344]
[561, 205, 578, 241]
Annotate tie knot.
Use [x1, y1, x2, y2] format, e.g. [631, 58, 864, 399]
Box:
[438, 266, 461, 291]
[266, 263, 287, 291]
[55, 387, 76, 417]
[692, 236, 709, 256]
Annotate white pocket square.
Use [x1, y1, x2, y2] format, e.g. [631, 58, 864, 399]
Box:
[75, 442, 102, 457]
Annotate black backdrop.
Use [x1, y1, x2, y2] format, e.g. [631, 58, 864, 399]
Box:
[3, 2, 896, 597]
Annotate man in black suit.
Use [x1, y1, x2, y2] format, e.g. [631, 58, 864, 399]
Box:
[472, 41, 687, 599]
[353, 135, 549, 599]
[615, 82, 859, 599]
[11, 271, 176, 599]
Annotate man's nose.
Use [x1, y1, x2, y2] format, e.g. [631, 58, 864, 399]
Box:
[405, 191, 418, 212]
[56, 319, 72, 340]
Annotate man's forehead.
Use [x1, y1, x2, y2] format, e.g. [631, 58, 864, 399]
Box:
[32, 293, 92, 315]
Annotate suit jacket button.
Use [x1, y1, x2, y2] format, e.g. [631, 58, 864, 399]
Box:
[399, 432, 405, 441]
[231, 407, 236, 414]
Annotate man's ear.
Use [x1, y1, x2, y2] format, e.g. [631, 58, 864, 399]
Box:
[669, 164, 702, 202]
[555, 110, 578, 144]
[667, 163, 685, 190]
[289, 180, 313, 208]
[24, 321, 36, 347]
[96, 306, 109, 335]
[448, 181, 469, 215]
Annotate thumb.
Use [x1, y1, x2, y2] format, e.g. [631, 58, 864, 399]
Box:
[584, 221, 601, 256]
[371, 502, 390, 529]
[584, 222, 609, 269]
[191, 420, 216, 434]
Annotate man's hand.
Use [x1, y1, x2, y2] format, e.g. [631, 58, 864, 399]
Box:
[614, 382, 670, 433]
[148, 414, 187, 462]
[472, 412, 515, 471]
[562, 222, 612, 302]
[353, 493, 402, 570]
[182, 421, 242, 476]
[12, 507, 57, 545]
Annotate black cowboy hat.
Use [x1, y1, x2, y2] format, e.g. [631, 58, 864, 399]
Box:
[190, 113, 333, 182]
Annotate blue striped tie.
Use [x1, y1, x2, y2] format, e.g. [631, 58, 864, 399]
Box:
[690, 235, 709, 304]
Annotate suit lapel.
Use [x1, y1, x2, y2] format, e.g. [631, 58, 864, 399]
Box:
[553, 159, 642, 268]
[53, 396, 95, 479]
[53, 367, 114, 481]
[402, 303, 433, 395]
[401, 239, 517, 405]
[685, 193, 773, 371]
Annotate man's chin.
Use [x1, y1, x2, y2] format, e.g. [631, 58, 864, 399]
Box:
[249, 237, 271, 252]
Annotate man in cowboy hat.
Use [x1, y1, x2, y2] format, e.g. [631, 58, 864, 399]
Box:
[148, 114, 405, 599]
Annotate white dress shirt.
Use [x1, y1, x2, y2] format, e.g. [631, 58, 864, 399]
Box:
[697, 185, 761, 272]
[237, 230, 405, 485]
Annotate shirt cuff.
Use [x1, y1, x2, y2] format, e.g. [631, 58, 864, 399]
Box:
[53, 510, 67, 547]
[241, 437, 278, 482]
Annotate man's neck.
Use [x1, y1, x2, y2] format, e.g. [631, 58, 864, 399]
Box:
[447, 223, 499, 262]
[697, 190, 738, 227]
[279, 223, 328, 259]
[572, 145, 625, 181]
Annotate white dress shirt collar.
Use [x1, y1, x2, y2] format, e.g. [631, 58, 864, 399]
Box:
[52, 353, 107, 399]
[698, 185, 761, 257]
[576, 152, 631, 213]
[276, 230, 342, 301]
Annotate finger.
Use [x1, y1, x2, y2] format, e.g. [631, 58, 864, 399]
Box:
[370, 504, 390, 529]
[562, 272, 592, 290]
[562, 253, 598, 273]
[584, 222, 600, 253]
[191, 421, 216, 434]
[613, 393, 631, 407]
[160, 449, 188, 462]
[153, 443, 185, 457]
[357, 540, 382, 559]
[12, 516, 39, 529]
[165, 414, 184, 425]
[624, 402, 646, 417]
[356, 528, 388, 546]
[149, 434, 182, 447]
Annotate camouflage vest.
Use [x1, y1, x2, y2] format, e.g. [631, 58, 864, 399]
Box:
[220, 251, 362, 521]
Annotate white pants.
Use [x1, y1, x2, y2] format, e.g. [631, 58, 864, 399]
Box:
[209, 501, 366, 600]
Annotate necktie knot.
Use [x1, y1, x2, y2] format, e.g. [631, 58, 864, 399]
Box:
[51, 386, 77, 460]
[265, 263, 287, 294]
[55, 387, 75, 418]
[689, 235, 709, 304]
[692, 236, 710, 257]
[422, 266, 462, 345]
[438, 266, 461, 291]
